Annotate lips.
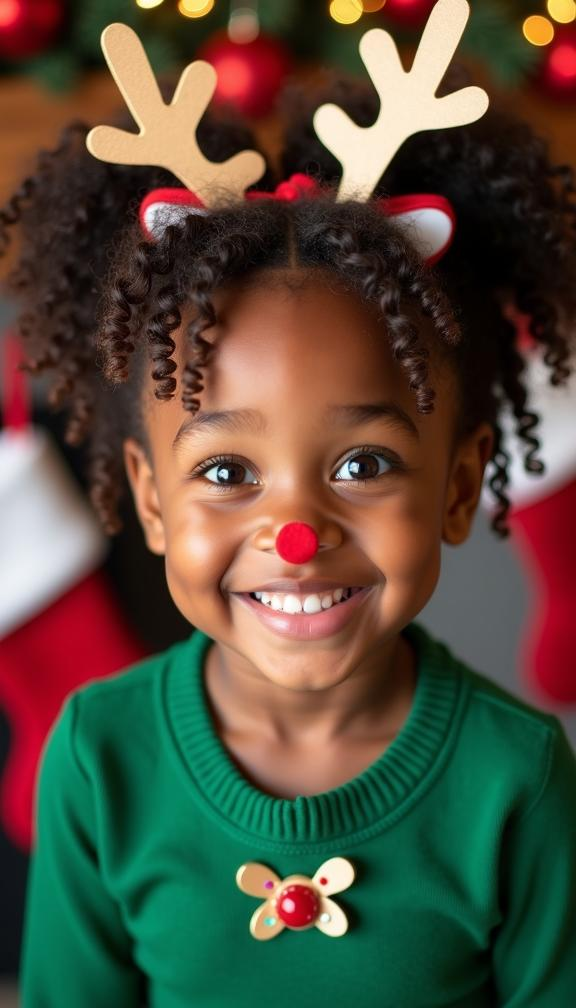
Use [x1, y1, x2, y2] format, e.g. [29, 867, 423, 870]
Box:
[233, 585, 375, 642]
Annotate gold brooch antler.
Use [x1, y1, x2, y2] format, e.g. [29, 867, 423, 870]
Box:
[86, 23, 266, 205]
[313, 0, 488, 202]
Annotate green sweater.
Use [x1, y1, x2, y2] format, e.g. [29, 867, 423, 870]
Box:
[20, 621, 576, 1007]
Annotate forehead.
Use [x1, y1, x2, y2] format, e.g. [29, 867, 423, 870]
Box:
[142, 270, 456, 441]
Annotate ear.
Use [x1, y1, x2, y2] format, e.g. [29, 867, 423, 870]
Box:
[123, 437, 166, 555]
[442, 422, 495, 546]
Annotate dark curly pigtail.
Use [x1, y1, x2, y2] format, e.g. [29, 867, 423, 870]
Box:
[0, 100, 273, 532]
[280, 77, 576, 537]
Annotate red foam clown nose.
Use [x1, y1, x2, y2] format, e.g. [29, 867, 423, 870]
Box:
[275, 522, 319, 564]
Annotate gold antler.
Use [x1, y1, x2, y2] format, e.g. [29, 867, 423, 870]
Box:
[86, 23, 266, 205]
[313, 0, 488, 202]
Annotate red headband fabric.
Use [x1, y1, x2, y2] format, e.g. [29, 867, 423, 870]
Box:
[138, 173, 456, 266]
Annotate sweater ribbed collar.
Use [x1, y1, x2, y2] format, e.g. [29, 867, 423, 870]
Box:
[161, 621, 465, 854]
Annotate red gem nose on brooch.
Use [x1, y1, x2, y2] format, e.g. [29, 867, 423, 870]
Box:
[275, 522, 319, 564]
[276, 884, 319, 929]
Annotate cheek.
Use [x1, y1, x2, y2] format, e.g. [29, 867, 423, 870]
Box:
[366, 492, 443, 581]
[163, 504, 232, 602]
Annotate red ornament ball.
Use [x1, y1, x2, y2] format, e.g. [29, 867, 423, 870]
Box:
[197, 30, 291, 118]
[276, 884, 319, 929]
[0, 0, 64, 60]
[275, 522, 319, 564]
[539, 26, 576, 101]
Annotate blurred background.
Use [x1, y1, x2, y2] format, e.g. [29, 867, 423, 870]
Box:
[1, 0, 576, 1000]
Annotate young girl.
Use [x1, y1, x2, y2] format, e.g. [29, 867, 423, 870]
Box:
[3, 9, 576, 1006]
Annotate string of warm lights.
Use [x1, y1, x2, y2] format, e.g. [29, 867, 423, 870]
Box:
[1, 0, 575, 99]
[92, 1, 576, 99]
[133, 0, 576, 39]
[135, 0, 217, 15]
[134, 0, 388, 23]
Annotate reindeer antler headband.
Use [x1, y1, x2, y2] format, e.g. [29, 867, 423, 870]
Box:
[86, 0, 488, 265]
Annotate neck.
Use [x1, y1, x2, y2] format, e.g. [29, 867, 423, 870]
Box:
[204, 632, 416, 749]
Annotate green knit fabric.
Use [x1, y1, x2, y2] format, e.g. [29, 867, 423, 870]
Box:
[20, 621, 576, 1007]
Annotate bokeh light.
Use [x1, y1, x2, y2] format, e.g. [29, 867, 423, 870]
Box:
[523, 15, 555, 45]
[0, 0, 20, 30]
[228, 7, 259, 43]
[329, 0, 363, 25]
[547, 0, 576, 24]
[549, 40, 576, 79]
[178, 0, 215, 19]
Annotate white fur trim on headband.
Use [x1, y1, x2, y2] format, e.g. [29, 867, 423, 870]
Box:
[379, 194, 456, 266]
[142, 200, 208, 240]
[393, 207, 453, 263]
[140, 187, 208, 241]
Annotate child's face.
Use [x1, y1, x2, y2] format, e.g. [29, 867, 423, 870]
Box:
[124, 269, 493, 692]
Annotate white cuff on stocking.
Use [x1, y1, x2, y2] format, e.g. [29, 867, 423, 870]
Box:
[0, 426, 107, 638]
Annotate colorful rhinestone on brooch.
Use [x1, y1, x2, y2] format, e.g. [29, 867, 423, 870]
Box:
[236, 857, 355, 940]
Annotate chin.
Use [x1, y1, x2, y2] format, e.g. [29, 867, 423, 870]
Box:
[259, 665, 350, 693]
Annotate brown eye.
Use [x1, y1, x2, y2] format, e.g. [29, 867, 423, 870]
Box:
[335, 449, 398, 483]
[191, 455, 258, 487]
[211, 461, 245, 485]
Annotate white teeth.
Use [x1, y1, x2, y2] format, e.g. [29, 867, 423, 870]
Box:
[253, 587, 351, 614]
[304, 596, 324, 614]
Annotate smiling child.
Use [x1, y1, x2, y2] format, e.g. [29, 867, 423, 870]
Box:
[3, 3, 576, 1005]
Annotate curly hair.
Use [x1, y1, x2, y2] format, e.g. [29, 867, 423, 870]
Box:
[1, 70, 575, 538]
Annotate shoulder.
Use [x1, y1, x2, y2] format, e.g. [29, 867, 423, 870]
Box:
[459, 650, 562, 751]
[415, 618, 562, 737]
[412, 621, 575, 812]
[462, 663, 576, 817]
[49, 634, 195, 768]
[69, 633, 192, 705]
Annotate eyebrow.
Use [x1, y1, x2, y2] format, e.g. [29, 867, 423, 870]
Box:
[172, 401, 419, 452]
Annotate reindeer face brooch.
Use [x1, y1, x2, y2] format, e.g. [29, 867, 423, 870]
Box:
[236, 857, 355, 941]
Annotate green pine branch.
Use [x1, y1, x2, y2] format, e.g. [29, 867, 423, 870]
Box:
[464, 0, 541, 88]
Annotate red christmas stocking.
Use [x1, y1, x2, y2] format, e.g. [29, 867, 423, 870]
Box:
[0, 332, 148, 852]
[0, 568, 148, 852]
[509, 477, 576, 706]
[482, 309, 576, 708]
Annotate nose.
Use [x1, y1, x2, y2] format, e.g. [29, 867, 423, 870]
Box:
[253, 515, 343, 563]
[275, 522, 319, 564]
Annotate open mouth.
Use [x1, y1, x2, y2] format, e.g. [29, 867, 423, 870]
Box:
[247, 586, 365, 614]
[233, 586, 374, 641]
